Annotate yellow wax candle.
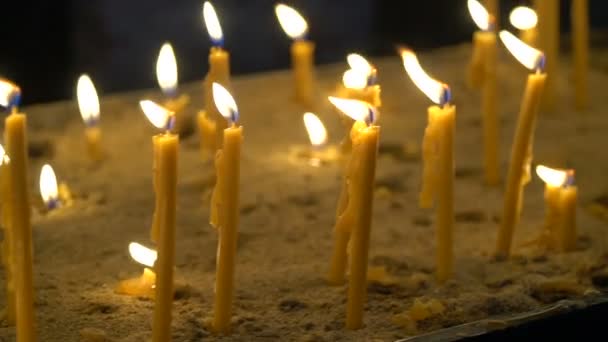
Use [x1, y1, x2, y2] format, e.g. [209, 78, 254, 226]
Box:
[538, 0, 559, 111]
[156, 43, 192, 135]
[151, 135, 161, 243]
[468, 33, 486, 89]
[276, 4, 315, 106]
[543, 183, 562, 248]
[327, 120, 366, 285]
[495, 31, 547, 257]
[572, 0, 589, 110]
[559, 186, 577, 252]
[482, 0, 499, 24]
[210, 83, 242, 334]
[115, 243, 158, 298]
[510, 6, 539, 47]
[328, 97, 379, 330]
[401, 49, 455, 283]
[0, 146, 15, 325]
[469, 1, 500, 185]
[197, 110, 218, 160]
[5, 110, 36, 342]
[139, 100, 178, 342]
[203, 2, 231, 149]
[77, 74, 104, 162]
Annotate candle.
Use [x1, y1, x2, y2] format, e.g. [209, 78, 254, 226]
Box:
[571, 0, 588, 110]
[401, 49, 455, 284]
[275, 4, 315, 107]
[468, 0, 500, 185]
[209, 83, 242, 334]
[327, 97, 379, 330]
[139, 100, 178, 342]
[467, 0, 495, 90]
[495, 31, 547, 258]
[510, 6, 538, 47]
[534, 0, 558, 111]
[156, 43, 191, 135]
[535, 166, 577, 252]
[1, 79, 36, 341]
[482, 0, 499, 24]
[115, 242, 158, 298]
[300, 112, 329, 166]
[39, 164, 60, 210]
[77, 74, 103, 161]
[0, 144, 15, 325]
[202, 1, 231, 150]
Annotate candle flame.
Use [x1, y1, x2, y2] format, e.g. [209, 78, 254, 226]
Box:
[0, 144, 9, 165]
[499, 30, 545, 71]
[39, 164, 59, 206]
[203, 1, 224, 46]
[342, 69, 368, 90]
[0, 79, 21, 109]
[468, 0, 492, 31]
[128, 242, 157, 268]
[156, 42, 178, 96]
[536, 165, 574, 187]
[347, 53, 374, 77]
[303, 112, 328, 147]
[400, 48, 451, 106]
[212, 83, 239, 123]
[328, 96, 376, 125]
[275, 4, 308, 40]
[342, 53, 376, 89]
[139, 100, 174, 130]
[510, 6, 538, 31]
[77, 74, 100, 126]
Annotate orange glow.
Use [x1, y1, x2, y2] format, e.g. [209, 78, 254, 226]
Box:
[0, 79, 20, 108]
[536, 165, 573, 187]
[128, 242, 157, 268]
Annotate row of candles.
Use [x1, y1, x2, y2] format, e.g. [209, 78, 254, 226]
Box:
[0, 0, 587, 339]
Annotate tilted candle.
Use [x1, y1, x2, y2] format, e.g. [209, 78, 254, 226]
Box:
[210, 83, 242, 334]
[202, 1, 231, 151]
[140, 100, 178, 342]
[328, 97, 379, 330]
[401, 49, 455, 284]
[276, 3, 315, 107]
[77, 74, 103, 161]
[156, 42, 191, 135]
[495, 31, 547, 258]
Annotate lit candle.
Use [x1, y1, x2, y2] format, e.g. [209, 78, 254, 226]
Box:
[209, 83, 242, 334]
[0, 144, 15, 325]
[139, 100, 178, 342]
[495, 31, 547, 258]
[535, 166, 577, 252]
[510, 6, 538, 47]
[275, 4, 315, 107]
[301, 112, 329, 166]
[77, 74, 103, 161]
[1, 79, 35, 341]
[469, 0, 500, 185]
[571, 0, 588, 110]
[338, 53, 381, 153]
[115, 242, 158, 298]
[467, 0, 495, 90]
[327, 97, 379, 330]
[401, 49, 455, 284]
[39, 164, 60, 210]
[202, 1, 231, 150]
[156, 42, 191, 135]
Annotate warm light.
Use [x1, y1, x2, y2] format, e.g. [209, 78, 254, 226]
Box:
[347, 53, 374, 77]
[328, 96, 375, 124]
[156, 42, 178, 96]
[275, 4, 308, 40]
[203, 1, 224, 45]
[0, 79, 20, 109]
[77, 74, 100, 126]
[128, 242, 157, 268]
[212, 83, 239, 123]
[536, 165, 573, 187]
[499, 30, 545, 71]
[342, 69, 368, 90]
[510, 6, 538, 31]
[139, 100, 174, 130]
[302, 112, 328, 147]
[400, 49, 451, 105]
[342, 53, 375, 89]
[0, 144, 8, 165]
[468, 0, 491, 31]
[39, 164, 59, 206]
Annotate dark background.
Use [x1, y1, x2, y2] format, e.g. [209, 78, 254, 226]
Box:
[0, 0, 606, 105]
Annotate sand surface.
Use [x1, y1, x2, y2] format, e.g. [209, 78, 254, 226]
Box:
[1, 43, 608, 341]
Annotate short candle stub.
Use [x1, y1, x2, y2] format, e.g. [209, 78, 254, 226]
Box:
[0, 79, 21, 111]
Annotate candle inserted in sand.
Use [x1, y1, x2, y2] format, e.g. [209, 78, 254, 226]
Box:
[276, 3, 315, 107]
[495, 31, 546, 258]
[210, 83, 242, 334]
[0, 144, 15, 325]
[115, 242, 158, 298]
[156, 42, 191, 135]
[401, 49, 455, 284]
[77, 74, 103, 161]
